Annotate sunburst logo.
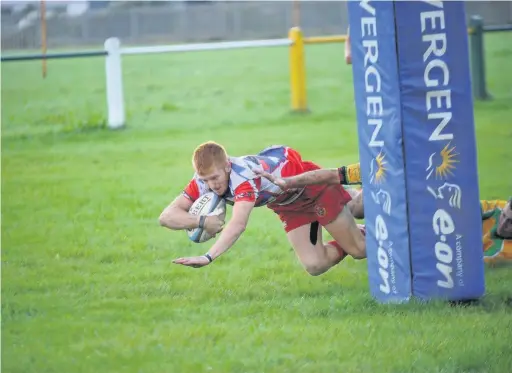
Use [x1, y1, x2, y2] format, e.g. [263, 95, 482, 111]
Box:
[369, 152, 387, 184]
[426, 142, 459, 180]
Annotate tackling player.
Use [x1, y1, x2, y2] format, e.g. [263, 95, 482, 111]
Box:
[254, 167, 512, 263]
[254, 166, 364, 218]
[159, 141, 364, 276]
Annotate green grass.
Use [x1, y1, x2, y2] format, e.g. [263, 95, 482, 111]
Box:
[2, 33, 512, 373]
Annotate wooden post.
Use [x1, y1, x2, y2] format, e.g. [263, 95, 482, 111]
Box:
[293, 0, 300, 27]
[41, 0, 47, 78]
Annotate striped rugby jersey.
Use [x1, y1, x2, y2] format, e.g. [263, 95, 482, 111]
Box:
[183, 145, 307, 207]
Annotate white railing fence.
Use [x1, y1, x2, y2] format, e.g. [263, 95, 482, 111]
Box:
[104, 37, 292, 129]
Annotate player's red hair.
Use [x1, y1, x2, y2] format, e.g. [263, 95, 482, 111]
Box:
[192, 141, 228, 175]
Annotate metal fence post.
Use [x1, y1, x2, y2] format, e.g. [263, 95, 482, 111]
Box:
[469, 15, 491, 100]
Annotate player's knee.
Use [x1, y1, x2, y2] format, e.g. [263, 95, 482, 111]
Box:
[303, 263, 326, 276]
[351, 250, 366, 260]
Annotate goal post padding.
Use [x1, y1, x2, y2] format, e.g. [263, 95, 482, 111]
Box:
[348, 0, 485, 303]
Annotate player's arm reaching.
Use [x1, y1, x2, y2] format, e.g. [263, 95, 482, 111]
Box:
[173, 182, 257, 268]
[173, 200, 255, 268]
[254, 163, 361, 190]
[206, 200, 254, 259]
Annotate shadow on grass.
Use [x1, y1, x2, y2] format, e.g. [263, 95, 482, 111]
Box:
[228, 281, 512, 319]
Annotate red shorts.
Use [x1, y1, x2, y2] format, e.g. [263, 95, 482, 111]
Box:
[267, 160, 352, 233]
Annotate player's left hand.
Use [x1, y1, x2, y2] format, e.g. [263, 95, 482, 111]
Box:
[172, 255, 211, 268]
[253, 169, 291, 190]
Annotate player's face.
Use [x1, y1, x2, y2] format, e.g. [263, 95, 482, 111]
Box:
[198, 163, 230, 196]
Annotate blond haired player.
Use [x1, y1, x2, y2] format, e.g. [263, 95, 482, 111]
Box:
[159, 142, 364, 276]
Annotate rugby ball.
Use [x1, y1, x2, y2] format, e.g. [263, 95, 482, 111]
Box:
[187, 192, 227, 243]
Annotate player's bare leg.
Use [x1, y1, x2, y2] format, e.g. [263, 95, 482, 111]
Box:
[286, 222, 346, 276]
[324, 205, 366, 259]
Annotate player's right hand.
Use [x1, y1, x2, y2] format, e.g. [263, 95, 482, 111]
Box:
[204, 215, 224, 235]
[254, 169, 290, 191]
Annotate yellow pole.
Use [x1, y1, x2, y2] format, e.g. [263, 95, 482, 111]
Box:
[289, 27, 307, 113]
[41, 0, 47, 78]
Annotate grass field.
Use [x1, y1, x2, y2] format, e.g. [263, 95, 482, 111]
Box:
[2, 33, 512, 373]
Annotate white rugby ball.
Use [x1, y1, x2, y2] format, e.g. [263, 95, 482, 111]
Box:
[187, 192, 227, 243]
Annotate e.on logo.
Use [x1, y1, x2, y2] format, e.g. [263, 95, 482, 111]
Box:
[376, 214, 391, 294]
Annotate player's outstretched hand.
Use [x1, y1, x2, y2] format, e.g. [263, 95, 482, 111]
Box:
[173, 255, 210, 268]
[254, 169, 290, 190]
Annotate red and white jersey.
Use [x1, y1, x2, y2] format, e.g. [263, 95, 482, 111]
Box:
[182, 145, 307, 207]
